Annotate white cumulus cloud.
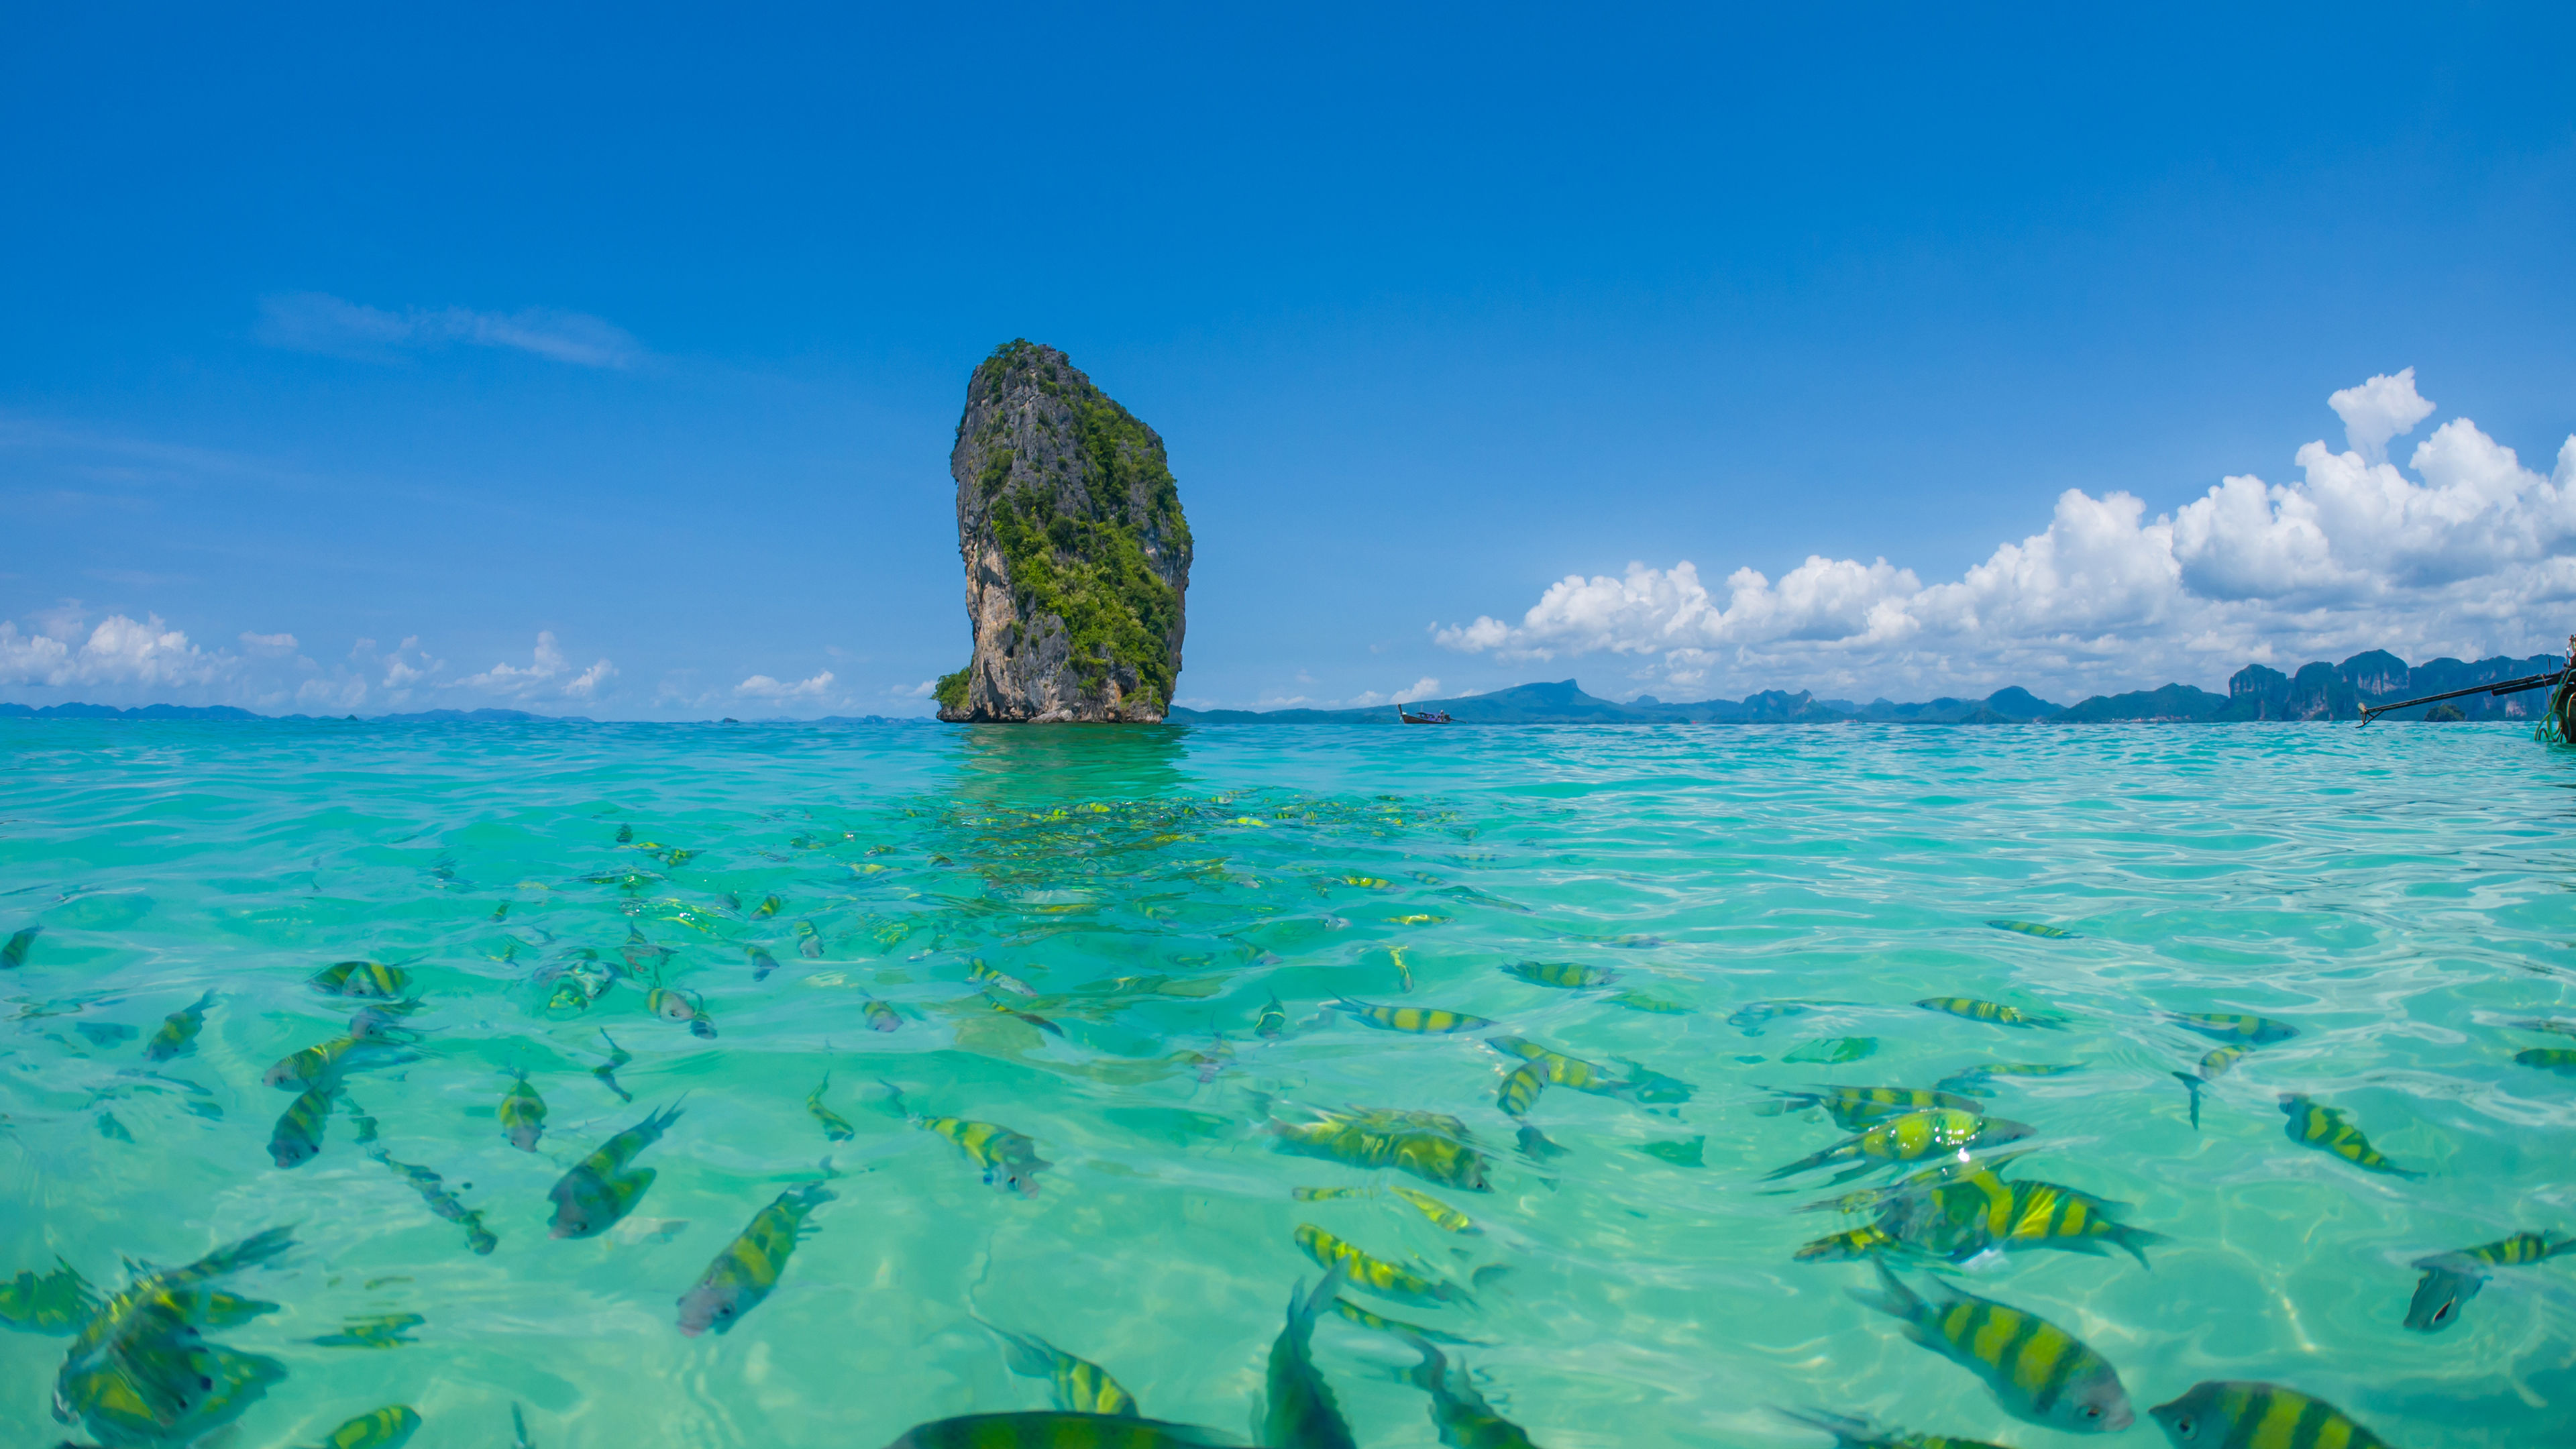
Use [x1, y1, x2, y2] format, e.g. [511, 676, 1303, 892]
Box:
[257, 292, 642, 369]
[462, 632, 618, 702]
[1436, 372, 2576, 702]
[736, 670, 835, 701]
[2329, 367, 2438, 462]
[0, 614, 229, 688]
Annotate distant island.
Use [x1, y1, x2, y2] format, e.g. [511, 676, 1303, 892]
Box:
[1171, 649, 2569, 725]
[7, 649, 2561, 727]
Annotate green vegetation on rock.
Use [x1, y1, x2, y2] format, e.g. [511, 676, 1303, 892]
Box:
[951, 340, 1191, 714]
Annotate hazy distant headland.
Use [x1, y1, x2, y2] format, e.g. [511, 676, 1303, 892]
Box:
[1173, 649, 2569, 725]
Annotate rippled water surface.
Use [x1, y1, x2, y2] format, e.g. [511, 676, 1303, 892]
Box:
[3, 719, 2574, 1448]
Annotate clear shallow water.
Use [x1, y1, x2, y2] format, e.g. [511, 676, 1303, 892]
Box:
[2, 719, 2573, 1448]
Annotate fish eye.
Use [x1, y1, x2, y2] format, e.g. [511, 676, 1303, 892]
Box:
[2082, 1407, 2100, 1419]
[2174, 1417, 2195, 1436]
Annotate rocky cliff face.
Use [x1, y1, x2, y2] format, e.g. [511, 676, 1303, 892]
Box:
[935, 341, 1192, 722]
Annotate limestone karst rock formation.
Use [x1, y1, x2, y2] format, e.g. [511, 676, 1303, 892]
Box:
[935, 341, 1193, 722]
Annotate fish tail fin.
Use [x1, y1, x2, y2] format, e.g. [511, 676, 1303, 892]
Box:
[2171, 1071, 2205, 1129]
[1819, 1158, 1885, 1187]
[1770, 1407, 1874, 1448]
[1398, 1330, 1446, 1390]
[1844, 1260, 1925, 1332]
[194, 1224, 297, 1279]
[511, 1402, 533, 1449]
[2114, 1226, 2164, 1269]
[1289, 1258, 1351, 1340]
[1761, 1145, 1843, 1181]
[972, 1316, 1059, 1379]
[875, 1079, 914, 1121]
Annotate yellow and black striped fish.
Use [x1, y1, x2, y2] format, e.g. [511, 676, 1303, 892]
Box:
[1796, 1150, 2037, 1216]
[305, 1405, 421, 1449]
[1986, 920, 2076, 939]
[2170, 1046, 2246, 1129]
[1792, 1226, 1900, 1263]
[1293, 1186, 1373, 1202]
[370, 1147, 496, 1256]
[144, 991, 215, 1062]
[1763, 1085, 1982, 1132]
[1495, 1063, 1546, 1119]
[262, 1035, 364, 1091]
[2405, 1230, 2574, 1332]
[1500, 960, 1617, 989]
[977, 1320, 1139, 1415]
[1940, 1062, 2084, 1093]
[1895, 1171, 2159, 1268]
[269, 1081, 336, 1168]
[969, 960, 1039, 998]
[1271, 1107, 1493, 1192]
[548, 1102, 683, 1238]
[1915, 998, 2066, 1030]
[888, 1082, 1049, 1196]
[1255, 991, 1289, 1039]
[499, 1075, 547, 1151]
[1608, 989, 1688, 1015]
[2149, 1381, 2390, 1448]
[1293, 1224, 1466, 1307]
[1336, 998, 1496, 1034]
[309, 961, 411, 1000]
[1853, 1263, 2133, 1432]
[863, 998, 902, 1032]
[2514, 1047, 2576, 1077]
[2167, 1011, 2297, 1046]
[1764, 1110, 2032, 1181]
[1487, 1037, 1626, 1095]
[1390, 1186, 1479, 1234]
[807, 1073, 855, 1142]
[1330, 1297, 1491, 1346]
[2277, 1095, 2419, 1179]
[676, 1184, 830, 1336]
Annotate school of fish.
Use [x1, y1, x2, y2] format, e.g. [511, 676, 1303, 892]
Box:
[0, 788, 2563, 1449]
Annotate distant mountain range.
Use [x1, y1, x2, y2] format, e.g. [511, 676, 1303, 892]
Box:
[0, 703, 591, 723]
[0, 704, 918, 725]
[7, 649, 2562, 726]
[1173, 649, 2571, 724]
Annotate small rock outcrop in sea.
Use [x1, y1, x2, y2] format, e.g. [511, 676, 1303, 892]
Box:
[936, 340, 1192, 723]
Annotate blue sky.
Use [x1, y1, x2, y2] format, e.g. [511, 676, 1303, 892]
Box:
[4, 5, 2572, 716]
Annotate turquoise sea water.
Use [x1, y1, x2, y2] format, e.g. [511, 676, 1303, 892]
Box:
[3, 719, 2573, 1448]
